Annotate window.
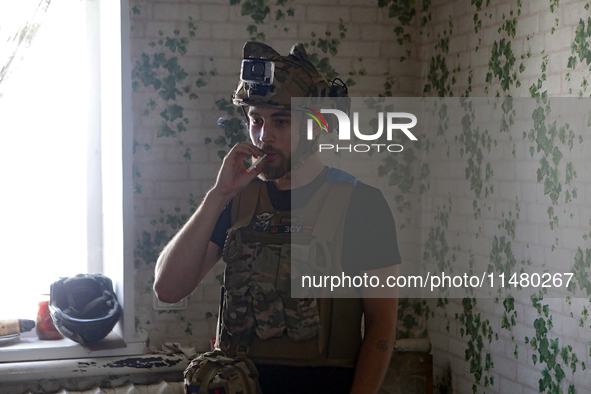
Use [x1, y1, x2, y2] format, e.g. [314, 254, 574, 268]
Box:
[0, 0, 144, 362]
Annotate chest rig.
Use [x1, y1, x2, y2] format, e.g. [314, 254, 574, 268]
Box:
[219, 170, 363, 367]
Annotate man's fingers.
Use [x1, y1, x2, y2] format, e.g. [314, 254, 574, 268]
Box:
[228, 142, 264, 158]
[246, 160, 265, 177]
[219, 142, 266, 178]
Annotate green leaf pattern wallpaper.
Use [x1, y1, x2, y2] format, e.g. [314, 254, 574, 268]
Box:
[130, 0, 591, 392]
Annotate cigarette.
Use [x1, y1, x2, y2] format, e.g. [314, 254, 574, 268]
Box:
[246, 154, 267, 173]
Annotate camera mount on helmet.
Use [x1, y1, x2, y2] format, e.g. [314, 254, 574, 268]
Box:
[241, 58, 275, 97]
[232, 42, 350, 164]
[232, 42, 333, 110]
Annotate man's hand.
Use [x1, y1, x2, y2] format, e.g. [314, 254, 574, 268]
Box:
[212, 142, 266, 201]
[154, 143, 265, 303]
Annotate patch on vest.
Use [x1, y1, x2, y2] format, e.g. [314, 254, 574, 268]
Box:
[269, 224, 314, 234]
[252, 213, 274, 232]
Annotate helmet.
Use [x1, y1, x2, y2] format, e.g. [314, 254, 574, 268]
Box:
[232, 41, 333, 110]
[49, 273, 122, 344]
[233, 42, 349, 162]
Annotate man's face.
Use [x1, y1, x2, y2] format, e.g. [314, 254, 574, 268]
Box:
[247, 106, 301, 181]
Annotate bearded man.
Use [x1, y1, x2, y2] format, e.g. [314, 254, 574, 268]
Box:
[154, 41, 401, 394]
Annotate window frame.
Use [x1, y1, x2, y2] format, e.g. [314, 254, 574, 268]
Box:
[0, 0, 145, 363]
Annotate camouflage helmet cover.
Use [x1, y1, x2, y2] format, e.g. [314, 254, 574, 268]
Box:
[232, 42, 332, 109]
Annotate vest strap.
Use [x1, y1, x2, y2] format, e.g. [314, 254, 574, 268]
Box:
[236, 330, 256, 356]
[231, 181, 264, 229]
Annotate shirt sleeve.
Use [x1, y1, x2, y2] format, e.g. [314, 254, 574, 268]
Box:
[342, 183, 402, 275]
[210, 201, 233, 249]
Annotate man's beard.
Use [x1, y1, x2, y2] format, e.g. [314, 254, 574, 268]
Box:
[254, 148, 291, 181]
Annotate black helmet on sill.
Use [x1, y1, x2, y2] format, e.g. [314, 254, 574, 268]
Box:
[49, 273, 122, 344]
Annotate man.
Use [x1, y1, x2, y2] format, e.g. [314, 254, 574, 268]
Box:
[154, 42, 401, 394]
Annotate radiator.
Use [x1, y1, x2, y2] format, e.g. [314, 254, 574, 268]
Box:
[3, 354, 188, 394]
[30, 381, 184, 394]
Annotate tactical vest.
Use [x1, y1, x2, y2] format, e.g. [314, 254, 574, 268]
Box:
[219, 168, 363, 368]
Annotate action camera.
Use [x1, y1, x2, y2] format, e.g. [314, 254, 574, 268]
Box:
[241, 59, 275, 85]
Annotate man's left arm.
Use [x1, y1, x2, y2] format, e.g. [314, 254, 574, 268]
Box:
[350, 264, 399, 394]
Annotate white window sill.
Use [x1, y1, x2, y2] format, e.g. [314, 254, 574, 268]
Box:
[0, 332, 146, 364]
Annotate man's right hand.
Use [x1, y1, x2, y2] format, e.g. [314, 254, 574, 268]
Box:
[154, 143, 265, 303]
[211, 142, 266, 201]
